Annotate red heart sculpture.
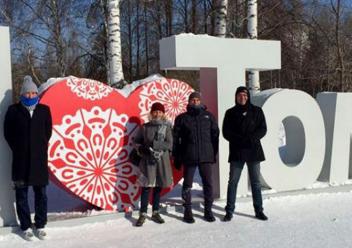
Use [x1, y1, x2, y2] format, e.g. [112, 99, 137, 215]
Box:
[39, 76, 193, 210]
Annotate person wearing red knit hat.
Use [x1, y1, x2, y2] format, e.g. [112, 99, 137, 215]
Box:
[133, 102, 173, 227]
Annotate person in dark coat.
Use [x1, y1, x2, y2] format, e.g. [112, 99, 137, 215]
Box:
[133, 102, 173, 227]
[4, 76, 52, 240]
[173, 91, 220, 223]
[222, 86, 268, 222]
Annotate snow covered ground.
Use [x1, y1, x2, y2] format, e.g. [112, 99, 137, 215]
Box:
[1, 185, 352, 248]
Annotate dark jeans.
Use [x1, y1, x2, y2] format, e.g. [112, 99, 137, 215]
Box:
[182, 164, 213, 212]
[140, 187, 162, 213]
[15, 185, 47, 231]
[225, 161, 263, 215]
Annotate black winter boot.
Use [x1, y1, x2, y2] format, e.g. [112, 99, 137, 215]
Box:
[135, 212, 147, 227]
[255, 211, 268, 221]
[151, 211, 165, 224]
[223, 212, 233, 222]
[183, 207, 195, 224]
[204, 209, 216, 222]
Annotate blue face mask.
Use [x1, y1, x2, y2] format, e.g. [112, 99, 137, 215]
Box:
[20, 95, 39, 107]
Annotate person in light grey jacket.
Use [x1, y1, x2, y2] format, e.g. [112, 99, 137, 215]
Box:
[133, 102, 173, 227]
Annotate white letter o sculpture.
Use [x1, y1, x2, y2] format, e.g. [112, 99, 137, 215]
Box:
[254, 89, 326, 191]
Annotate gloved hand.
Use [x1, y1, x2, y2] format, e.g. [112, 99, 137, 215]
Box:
[138, 145, 151, 156]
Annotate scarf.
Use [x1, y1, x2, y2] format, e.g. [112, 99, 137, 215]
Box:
[20, 95, 39, 113]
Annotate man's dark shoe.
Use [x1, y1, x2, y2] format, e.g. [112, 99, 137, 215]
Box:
[255, 211, 268, 221]
[151, 211, 165, 224]
[204, 211, 216, 222]
[135, 212, 147, 227]
[223, 213, 233, 222]
[183, 215, 195, 223]
[183, 208, 195, 224]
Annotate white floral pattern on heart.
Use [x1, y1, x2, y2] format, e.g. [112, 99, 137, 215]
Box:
[48, 106, 139, 210]
[138, 78, 193, 123]
[67, 77, 113, 100]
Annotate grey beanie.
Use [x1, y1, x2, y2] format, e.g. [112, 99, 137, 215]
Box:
[188, 91, 201, 101]
[20, 75, 38, 95]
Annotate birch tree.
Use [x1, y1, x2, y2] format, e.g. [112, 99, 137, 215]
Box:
[106, 0, 125, 88]
[247, 0, 259, 93]
[214, 0, 228, 37]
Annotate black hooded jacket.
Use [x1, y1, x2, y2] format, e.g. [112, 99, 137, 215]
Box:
[173, 104, 220, 166]
[222, 87, 267, 162]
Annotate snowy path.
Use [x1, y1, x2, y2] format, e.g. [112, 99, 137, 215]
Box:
[0, 191, 352, 248]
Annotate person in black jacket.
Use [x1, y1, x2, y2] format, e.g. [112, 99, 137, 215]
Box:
[222, 86, 268, 222]
[4, 76, 52, 240]
[173, 92, 219, 223]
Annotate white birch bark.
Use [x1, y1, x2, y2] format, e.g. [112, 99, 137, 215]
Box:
[247, 0, 260, 93]
[107, 0, 124, 87]
[214, 0, 228, 37]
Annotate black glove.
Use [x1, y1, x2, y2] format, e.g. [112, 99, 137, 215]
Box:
[138, 145, 151, 157]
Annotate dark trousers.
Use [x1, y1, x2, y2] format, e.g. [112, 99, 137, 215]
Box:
[15, 185, 47, 231]
[140, 187, 162, 213]
[182, 164, 213, 212]
[225, 161, 263, 215]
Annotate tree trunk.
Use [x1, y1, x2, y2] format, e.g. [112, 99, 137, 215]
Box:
[156, 0, 163, 39]
[50, 0, 66, 77]
[333, 0, 344, 91]
[165, 0, 173, 36]
[214, 0, 228, 37]
[127, 0, 133, 81]
[184, 0, 189, 33]
[144, 0, 149, 75]
[203, 0, 208, 33]
[107, 0, 124, 87]
[192, 0, 197, 33]
[247, 0, 260, 93]
[136, 0, 141, 78]
[234, 0, 241, 37]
